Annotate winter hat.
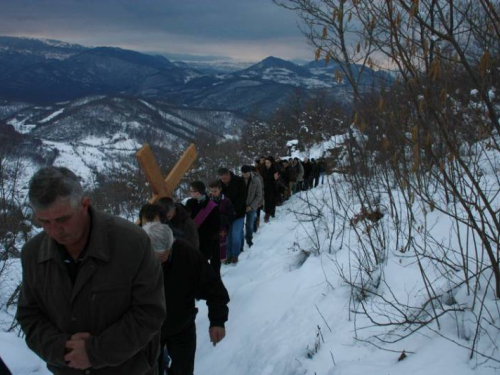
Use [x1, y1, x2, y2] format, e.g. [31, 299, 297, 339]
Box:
[143, 222, 174, 252]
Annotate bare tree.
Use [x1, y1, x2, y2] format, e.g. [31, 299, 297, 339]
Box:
[275, 0, 500, 364]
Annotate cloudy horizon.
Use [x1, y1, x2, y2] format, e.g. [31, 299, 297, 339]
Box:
[0, 0, 314, 62]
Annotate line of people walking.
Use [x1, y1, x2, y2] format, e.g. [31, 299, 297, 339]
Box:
[15, 157, 327, 375]
[143, 155, 328, 273]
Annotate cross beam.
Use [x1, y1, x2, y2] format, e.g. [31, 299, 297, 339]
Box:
[136, 143, 197, 203]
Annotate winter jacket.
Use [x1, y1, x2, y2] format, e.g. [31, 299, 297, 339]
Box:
[185, 195, 220, 261]
[263, 165, 279, 214]
[16, 207, 166, 375]
[211, 194, 234, 260]
[303, 161, 312, 180]
[212, 194, 235, 227]
[160, 238, 229, 339]
[295, 161, 304, 182]
[244, 172, 263, 211]
[169, 203, 199, 251]
[220, 172, 247, 219]
[283, 165, 297, 183]
[311, 161, 320, 178]
[256, 164, 267, 178]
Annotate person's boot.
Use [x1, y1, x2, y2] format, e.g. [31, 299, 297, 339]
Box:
[224, 258, 232, 265]
[231, 256, 239, 264]
[264, 214, 270, 223]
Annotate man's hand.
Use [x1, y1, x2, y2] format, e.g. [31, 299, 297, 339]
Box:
[209, 326, 226, 347]
[70, 332, 91, 341]
[65, 332, 91, 370]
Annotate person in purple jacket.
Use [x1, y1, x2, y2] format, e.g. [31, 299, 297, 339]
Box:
[185, 181, 221, 275]
[208, 180, 235, 263]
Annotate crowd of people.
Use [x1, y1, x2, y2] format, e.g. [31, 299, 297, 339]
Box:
[13, 156, 327, 375]
[141, 155, 328, 270]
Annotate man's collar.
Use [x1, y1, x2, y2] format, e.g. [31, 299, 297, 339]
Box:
[85, 206, 110, 262]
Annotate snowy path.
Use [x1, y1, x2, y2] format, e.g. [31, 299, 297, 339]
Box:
[1, 186, 498, 374]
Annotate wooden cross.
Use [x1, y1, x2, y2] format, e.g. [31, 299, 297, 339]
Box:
[136, 143, 197, 203]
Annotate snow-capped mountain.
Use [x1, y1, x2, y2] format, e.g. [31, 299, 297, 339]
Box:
[0, 37, 392, 116]
[0, 37, 203, 104]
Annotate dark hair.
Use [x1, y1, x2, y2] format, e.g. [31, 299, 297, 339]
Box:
[156, 197, 175, 222]
[241, 165, 252, 173]
[208, 180, 222, 189]
[217, 168, 230, 176]
[28, 166, 84, 210]
[254, 158, 260, 164]
[157, 197, 175, 212]
[190, 180, 206, 194]
[139, 204, 163, 226]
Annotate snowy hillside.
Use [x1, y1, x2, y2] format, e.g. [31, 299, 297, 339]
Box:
[1, 171, 498, 374]
[0, 95, 249, 190]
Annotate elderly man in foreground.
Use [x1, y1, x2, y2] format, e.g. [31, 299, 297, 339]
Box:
[16, 166, 166, 374]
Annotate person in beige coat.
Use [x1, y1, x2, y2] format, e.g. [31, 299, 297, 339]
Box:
[17, 166, 166, 375]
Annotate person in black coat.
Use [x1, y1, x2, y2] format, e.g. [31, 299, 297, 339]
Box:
[310, 158, 320, 188]
[143, 222, 229, 375]
[302, 157, 312, 190]
[185, 181, 221, 274]
[218, 168, 247, 263]
[157, 197, 200, 251]
[263, 157, 279, 223]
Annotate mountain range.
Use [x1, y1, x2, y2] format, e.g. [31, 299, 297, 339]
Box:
[0, 36, 391, 116]
[0, 36, 391, 187]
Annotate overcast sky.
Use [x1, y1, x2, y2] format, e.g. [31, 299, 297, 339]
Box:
[0, 0, 314, 61]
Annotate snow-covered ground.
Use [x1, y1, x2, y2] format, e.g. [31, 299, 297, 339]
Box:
[195, 183, 499, 375]
[1, 175, 498, 374]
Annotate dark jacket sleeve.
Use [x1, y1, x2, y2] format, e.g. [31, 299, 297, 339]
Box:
[194, 254, 230, 328]
[232, 178, 248, 218]
[85, 237, 166, 368]
[183, 218, 200, 251]
[16, 246, 71, 367]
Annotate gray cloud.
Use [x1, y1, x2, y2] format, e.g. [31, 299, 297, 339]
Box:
[0, 0, 314, 60]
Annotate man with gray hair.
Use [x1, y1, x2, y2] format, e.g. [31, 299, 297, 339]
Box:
[142, 221, 229, 375]
[16, 166, 166, 374]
